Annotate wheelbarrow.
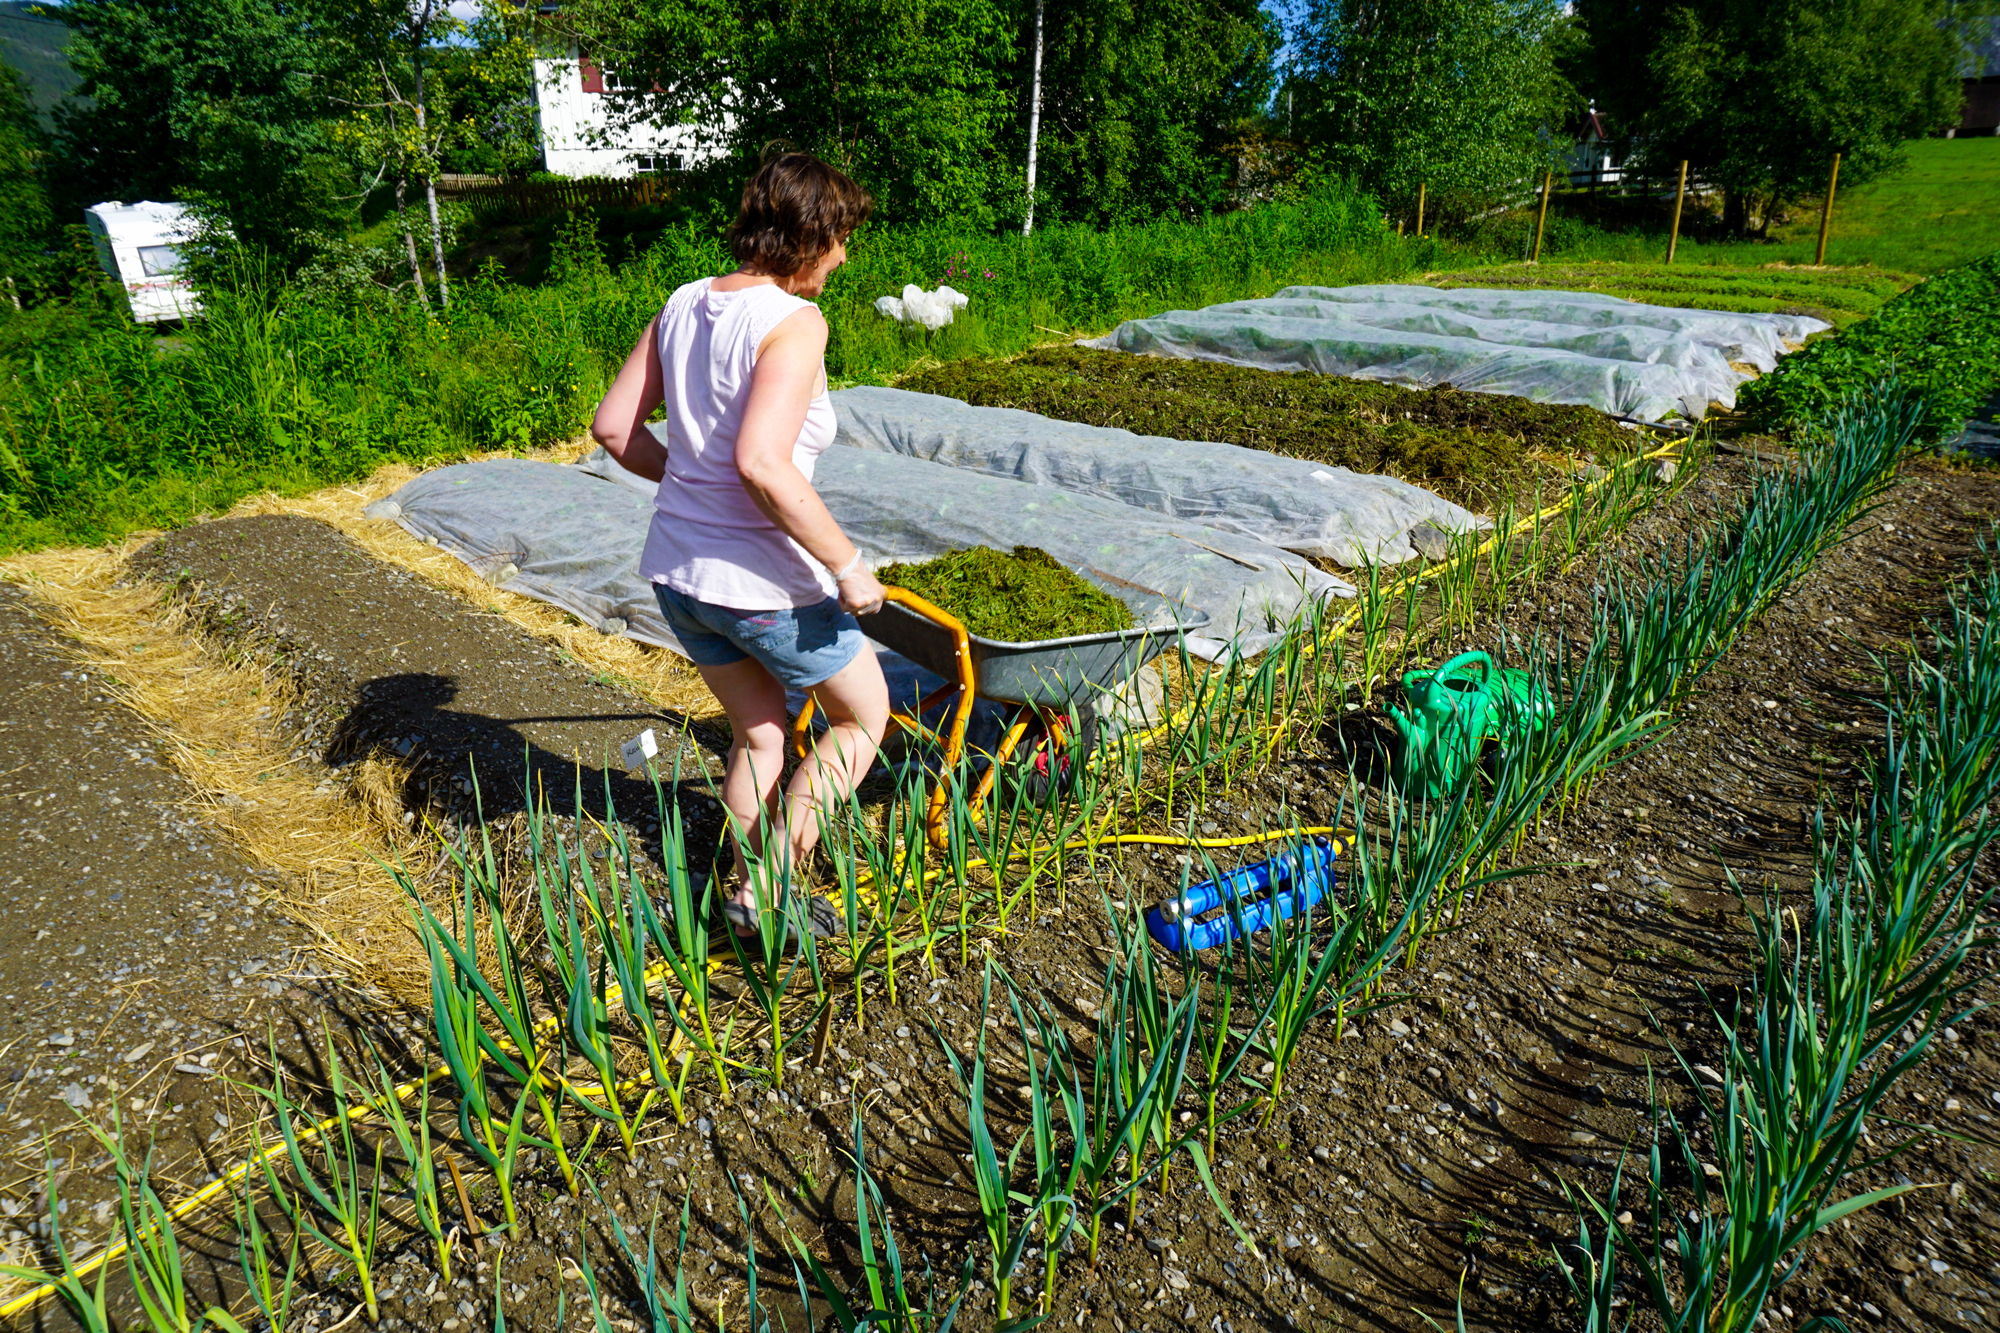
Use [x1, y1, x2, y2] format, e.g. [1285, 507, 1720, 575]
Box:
[792, 577, 1208, 846]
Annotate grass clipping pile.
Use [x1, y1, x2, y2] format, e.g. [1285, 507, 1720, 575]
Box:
[901, 344, 1635, 507]
[877, 545, 1134, 641]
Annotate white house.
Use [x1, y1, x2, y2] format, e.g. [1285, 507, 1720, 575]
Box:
[1564, 106, 1625, 188]
[82, 200, 201, 324]
[530, 42, 715, 178]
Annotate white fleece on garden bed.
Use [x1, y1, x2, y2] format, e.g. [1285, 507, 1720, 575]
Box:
[1083, 283, 1830, 423]
[829, 385, 1483, 566]
[377, 438, 1353, 664]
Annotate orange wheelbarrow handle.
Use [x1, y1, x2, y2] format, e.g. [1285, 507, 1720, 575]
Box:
[791, 586, 977, 848]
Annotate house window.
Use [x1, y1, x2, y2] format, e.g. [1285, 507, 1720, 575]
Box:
[633, 154, 683, 174]
[137, 245, 183, 277]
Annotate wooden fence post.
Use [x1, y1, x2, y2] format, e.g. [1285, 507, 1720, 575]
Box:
[1531, 170, 1553, 263]
[1666, 159, 1689, 264]
[1814, 152, 1841, 266]
[1415, 182, 1426, 238]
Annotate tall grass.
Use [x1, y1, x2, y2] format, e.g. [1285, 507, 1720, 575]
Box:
[0, 179, 1420, 551]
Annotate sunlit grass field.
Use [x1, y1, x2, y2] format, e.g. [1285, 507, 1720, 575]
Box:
[1422, 261, 1917, 327]
[1484, 138, 1999, 277]
[1708, 136, 2000, 275]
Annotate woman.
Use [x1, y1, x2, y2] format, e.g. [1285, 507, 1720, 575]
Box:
[590, 153, 889, 937]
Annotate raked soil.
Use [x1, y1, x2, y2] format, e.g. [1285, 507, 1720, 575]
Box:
[0, 584, 349, 1292]
[3, 455, 1997, 1333]
[132, 513, 722, 850]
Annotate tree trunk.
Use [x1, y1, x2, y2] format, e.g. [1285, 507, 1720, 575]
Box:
[396, 174, 431, 310]
[1021, 0, 1044, 238]
[1722, 188, 1749, 237]
[414, 55, 450, 310]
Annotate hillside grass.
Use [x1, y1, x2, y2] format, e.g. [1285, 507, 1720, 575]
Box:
[1458, 139, 2000, 278]
[1706, 137, 2000, 275]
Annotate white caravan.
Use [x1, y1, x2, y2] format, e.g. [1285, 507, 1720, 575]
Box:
[83, 200, 201, 324]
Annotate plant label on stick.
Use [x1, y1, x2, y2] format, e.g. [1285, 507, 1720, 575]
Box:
[620, 728, 658, 773]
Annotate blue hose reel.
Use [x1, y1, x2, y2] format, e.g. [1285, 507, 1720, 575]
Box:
[1144, 836, 1347, 952]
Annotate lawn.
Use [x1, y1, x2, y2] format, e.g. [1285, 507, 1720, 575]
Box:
[1704, 135, 2000, 275]
[1419, 260, 1914, 327]
[1493, 138, 2000, 277]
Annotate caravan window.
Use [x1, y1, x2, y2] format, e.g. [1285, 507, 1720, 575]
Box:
[138, 245, 183, 277]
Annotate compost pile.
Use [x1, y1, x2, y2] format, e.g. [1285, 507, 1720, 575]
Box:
[902, 346, 1631, 505]
[876, 545, 1134, 642]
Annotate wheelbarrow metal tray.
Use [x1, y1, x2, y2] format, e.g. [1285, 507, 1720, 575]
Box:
[859, 585, 1209, 708]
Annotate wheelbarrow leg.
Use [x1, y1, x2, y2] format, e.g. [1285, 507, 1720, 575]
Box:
[793, 682, 958, 762]
[969, 711, 1040, 811]
[968, 705, 1078, 811]
[785, 586, 978, 850]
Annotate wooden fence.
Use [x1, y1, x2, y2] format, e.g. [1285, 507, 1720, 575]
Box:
[434, 175, 675, 218]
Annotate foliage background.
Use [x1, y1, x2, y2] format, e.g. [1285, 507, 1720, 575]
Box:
[556, 0, 1280, 229]
[1284, 0, 1574, 222]
[1566, 0, 1964, 233]
[0, 177, 1405, 552]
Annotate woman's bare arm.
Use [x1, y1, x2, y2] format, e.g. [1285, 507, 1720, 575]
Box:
[735, 307, 885, 613]
[589, 316, 669, 482]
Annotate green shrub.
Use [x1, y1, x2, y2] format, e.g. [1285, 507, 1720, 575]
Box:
[900, 345, 1635, 507]
[1737, 253, 2000, 439]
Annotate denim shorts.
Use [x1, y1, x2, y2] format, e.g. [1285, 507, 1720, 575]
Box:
[653, 584, 866, 690]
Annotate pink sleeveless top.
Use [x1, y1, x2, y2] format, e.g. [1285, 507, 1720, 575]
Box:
[639, 277, 840, 609]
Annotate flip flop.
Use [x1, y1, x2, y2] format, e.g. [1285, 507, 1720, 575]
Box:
[803, 894, 842, 939]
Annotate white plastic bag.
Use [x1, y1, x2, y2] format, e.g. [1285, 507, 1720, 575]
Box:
[875, 284, 970, 331]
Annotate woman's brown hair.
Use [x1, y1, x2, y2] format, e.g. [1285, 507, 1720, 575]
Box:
[727, 154, 873, 277]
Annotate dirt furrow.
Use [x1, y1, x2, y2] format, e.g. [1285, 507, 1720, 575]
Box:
[0, 584, 350, 1290]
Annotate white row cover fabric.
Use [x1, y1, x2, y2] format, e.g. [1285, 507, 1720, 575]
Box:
[1083, 284, 1830, 424]
[831, 385, 1482, 566]
[801, 442, 1350, 658]
[376, 440, 1352, 663]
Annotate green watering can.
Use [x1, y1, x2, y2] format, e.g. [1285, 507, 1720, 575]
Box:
[1388, 651, 1553, 798]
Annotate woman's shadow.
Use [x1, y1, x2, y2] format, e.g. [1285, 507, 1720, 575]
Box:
[323, 670, 729, 846]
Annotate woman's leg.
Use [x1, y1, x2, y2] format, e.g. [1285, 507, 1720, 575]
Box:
[692, 656, 791, 924]
[774, 646, 890, 872]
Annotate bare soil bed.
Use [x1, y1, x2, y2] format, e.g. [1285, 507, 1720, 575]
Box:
[131, 513, 721, 847]
[0, 585, 350, 1289]
[4, 454, 1997, 1333]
